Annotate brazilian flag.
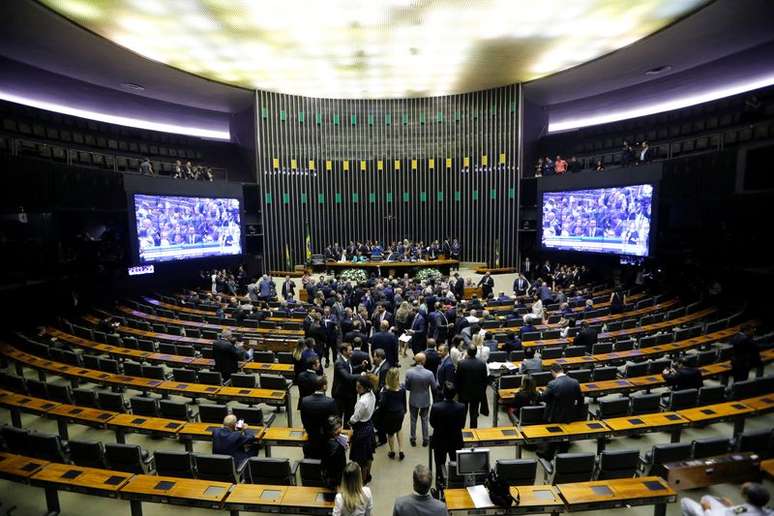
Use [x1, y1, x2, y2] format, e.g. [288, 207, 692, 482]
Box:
[285, 243, 293, 271]
[494, 239, 501, 268]
[305, 223, 313, 264]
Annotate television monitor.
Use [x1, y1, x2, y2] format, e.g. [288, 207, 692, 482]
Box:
[541, 184, 654, 257]
[456, 448, 490, 475]
[132, 194, 242, 263]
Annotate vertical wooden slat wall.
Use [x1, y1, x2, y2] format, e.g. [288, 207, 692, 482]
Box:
[255, 85, 520, 271]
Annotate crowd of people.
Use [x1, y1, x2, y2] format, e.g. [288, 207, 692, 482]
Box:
[139, 157, 215, 181]
[534, 140, 652, 177]
[322, 238, 462, 262]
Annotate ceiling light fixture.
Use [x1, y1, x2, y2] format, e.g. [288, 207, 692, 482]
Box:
[645, 65, 672, 75]
[121, 82, 145, 91]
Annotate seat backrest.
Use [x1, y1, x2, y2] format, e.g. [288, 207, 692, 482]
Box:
[253, 351, 275, 363]
[598, 396, 630, 418]
[72, 388, 99, 408]
[99, 358, 120, 374]
[142, 365, 166, 380]
[592, 366, 618, 381]
[567, 369, 591, 383]
[197, 370, 223, 386]
[194, 454, 239, 482]
[488, 351, 508, 363]
[104, 443, 147, 473]
[199, 404, 229, 423]
[47, 383, 73, 404]
[123, 361, 143, 377]
[638, 335, 659, 349]
[597, 449, 640, 479]
[298, 458, 324, 487]
[232, 406, 264, 426]
[730, 380, 758, 401]
[247, 457, 293, 485]
[625, 362, 649, 378]
[130, 396, 159, 417]
[652, 443, 692, 468]
[530, 371, 552, 387]
[27, 432, 68, 462]
[692, 437, 729, 459]
[97, 392, 126, 412]
[260, 374, 290, 391]
[158, 342, 177, 355]
[229, 373, 256, 388]
[25, 379, 49, 399]
[176, 345, 196, 357]
[541, 347, 563, 359]
[154, 451, 195, 478]
[83, 354, 101, 370]
[159, 400, 190, 421]
[698, 385, 725, 405]
[564, 346, 586, 358]
[275, 351, 294, 364]
[553, 453, 595, 484]
[630, 393, 661, 415]
[614, 340, 635, 352]
[519, 405, 545, 426]
[499, 375, 522, 390]
[172, 368, 198, 383]
[68, 440, 105, 468]
[669, 389, 698, 410]
[1, 426, 30, 454]
[0, 372, 27, 394]
[495, 459, 537, 485]
[738, 429, 773, 458]
[648, 359, 671, 375]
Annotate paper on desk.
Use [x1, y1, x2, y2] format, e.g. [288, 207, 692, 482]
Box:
[503, 361, 517, 370]
[467, 485, 494, 508]
[398, 333, 412, 343]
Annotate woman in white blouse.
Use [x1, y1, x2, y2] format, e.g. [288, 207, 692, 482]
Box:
[472, 333, 490, 363]
[348, 376, 376, 484]
[333, 461, 373, 516]
[450, 335, 467, 366]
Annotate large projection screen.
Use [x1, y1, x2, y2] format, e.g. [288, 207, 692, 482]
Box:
[541, 184, 654, 257]
[133, 193, 242, 263]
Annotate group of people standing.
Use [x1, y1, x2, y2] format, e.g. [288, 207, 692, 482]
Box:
[321, 238, 462, 263]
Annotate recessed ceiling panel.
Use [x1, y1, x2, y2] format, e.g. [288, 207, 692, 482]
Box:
[39, 0, 710, 98]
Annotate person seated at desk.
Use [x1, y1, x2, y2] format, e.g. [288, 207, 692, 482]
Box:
[680, 482, 773, 516]
[519, 347, 542, 374]
[503, 374, 540, 419]
[573, 320, 598, 354]
[663, 357, 703, 390]
[392, 464, 447, 516]
[502, 331, 522, 353]
[212, 414, 259, 467]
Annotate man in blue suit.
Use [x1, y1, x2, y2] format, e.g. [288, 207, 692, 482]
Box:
[408, 308, 427, 355]
[436, 344, 455, 395]
[212, 414, 259, 467]
[370, 320, 399, 367]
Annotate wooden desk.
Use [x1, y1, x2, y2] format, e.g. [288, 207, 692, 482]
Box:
[0, 452, 49, 482]
[216, 386, 292, 424]
[325, 258, 458, 275]
[142, 296, 302, 325]
[663, 452, 760, 490]
[742, 394, 774, 414]
[678, 401, 755, 436]
[31, 462, 133, 514]
[761, 459, 774, 480]
[519, 421, 611, 456]
[119, 474, 232, 514]
[604, 412, 688, 442]
[224, 484, 334, 515]
[0, 390, 60, 427]
[558, 476, 676, 516]
[106, 413, 184, 443]
[176, 423, 265, 452]
[241, 361, 295, 378]
[446, 484, 564, 514]
[49, 404, 116, 440]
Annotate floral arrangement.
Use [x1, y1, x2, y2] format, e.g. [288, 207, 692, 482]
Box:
[415, 268, 442, 282]
[339, 268, 368, 284]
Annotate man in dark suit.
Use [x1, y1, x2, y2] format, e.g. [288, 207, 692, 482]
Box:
[455, 345, 489, 428]
[540, 363, 584, 459]
[573, 321, 598, 354]
[351, 338, 371, 371]
[429, 302, 450, 345]
[429, 385, 466, 486]
[453, 273, 465, 300]
[423, 338, 441, 378]
[513, 273, 531, 297]
[281, 276, 296, 301]
[299, 376, 337, 458]
[296, 357, 321, 409]
[213, 329, 245, 381]
[212, 414, 259, 466]
[436, 344, 455, 392]
[663, 357, 703, 390]
[371, 348, 390, 446]
[408, 308, 428, 356]
[343, 320, 368, 348]
[331, 342, 364, 425]
[370, 320, 399, 367]
[477, 272, 494, 299]
[370, 304, 393, 332]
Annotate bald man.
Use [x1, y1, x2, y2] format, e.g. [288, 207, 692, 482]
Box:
[212, 414, 259, 466]
[405, 352, 438, 447]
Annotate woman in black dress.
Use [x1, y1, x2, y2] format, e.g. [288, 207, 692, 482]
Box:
[504, 375, 539, 420]
[380, 367, 407, 460]
[321, 416, 348, 491]
[349, 377, 376, 483]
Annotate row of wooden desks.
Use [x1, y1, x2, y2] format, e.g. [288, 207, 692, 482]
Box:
[143, 296, 306, 324]
[0, 452, 334, 515]
[0, 344, 295, 425]
[446, 476, 677, 516]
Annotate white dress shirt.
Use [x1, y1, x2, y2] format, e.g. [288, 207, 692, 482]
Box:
[350, 390, 376, 424]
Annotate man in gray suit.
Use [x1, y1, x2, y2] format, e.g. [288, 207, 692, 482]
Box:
[405, 352, 438, 447]
[393, 464, 447, 516]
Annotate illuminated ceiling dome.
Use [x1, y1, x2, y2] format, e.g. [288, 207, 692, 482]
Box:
[42, 0, 709, 98]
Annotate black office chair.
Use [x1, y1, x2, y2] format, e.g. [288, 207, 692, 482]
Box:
[171, 368, 198, 383]
[158, 342, 177, 355]
[630, 393, 661, 415]
[197, 370, 223, 386]
[229, 373, 257, 388]
[72, 388, 99, 408]
[737, 429, 773, 458]
[495, 459, 537, 485]
[27, 432, 68, 462]
[275, 351, 294, 364]
[199, 404, 229, 423]
[509, 350, 525, 362]
[97, 392, 127, 412]
[499, 375, 522, 390]
[25, 379, 49, 399]
[642, 443, 692, 477]
[159, 400, 196, 421]
[648, 359, 671, 375]
[137, 339, 156, 352]
[246, 457, 297, 485]
[0, 372, 27, 394]
[665, 389, 698, 410]
[591, 343, 613, 355]
[698, 385, 726, 406]
[260, 374, 291, 391]
[104, 443, 154, 473]
[530, 371, 552, 387]
[543, 453, 595, 484]
[130, 396, 159, 417]
[614, 340, 636, 352]
[564, 346, 586, 358]
[624, 361, 649, 378]
[68, 440, 106, 468]
[82, 354, 101, 370]
[253, 351, 275, 364]
[591, 366, 618, 381]
[567, 369, 591, 383]
[47, 383, 74, 404]
[596, 449, 639, 479]
[194, 453, 245, 482]
[99, 358, 120, 374]
[593, 396, 630, 418]
[232, 406, 266, 426]
[541, 347, 563, 360]
[298, 459, 325, 487]
[177, 345, 196, 357]
[123, 361, 144, 377]
[692, 437, 730, 459]
[154, 450, 195, 478]
[488, 351, 508, 363]
[1, 426, 30, 455]
[142, 365, 166, 380]
[729, 380, 758, 401]
[518, 405, 545, 426]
